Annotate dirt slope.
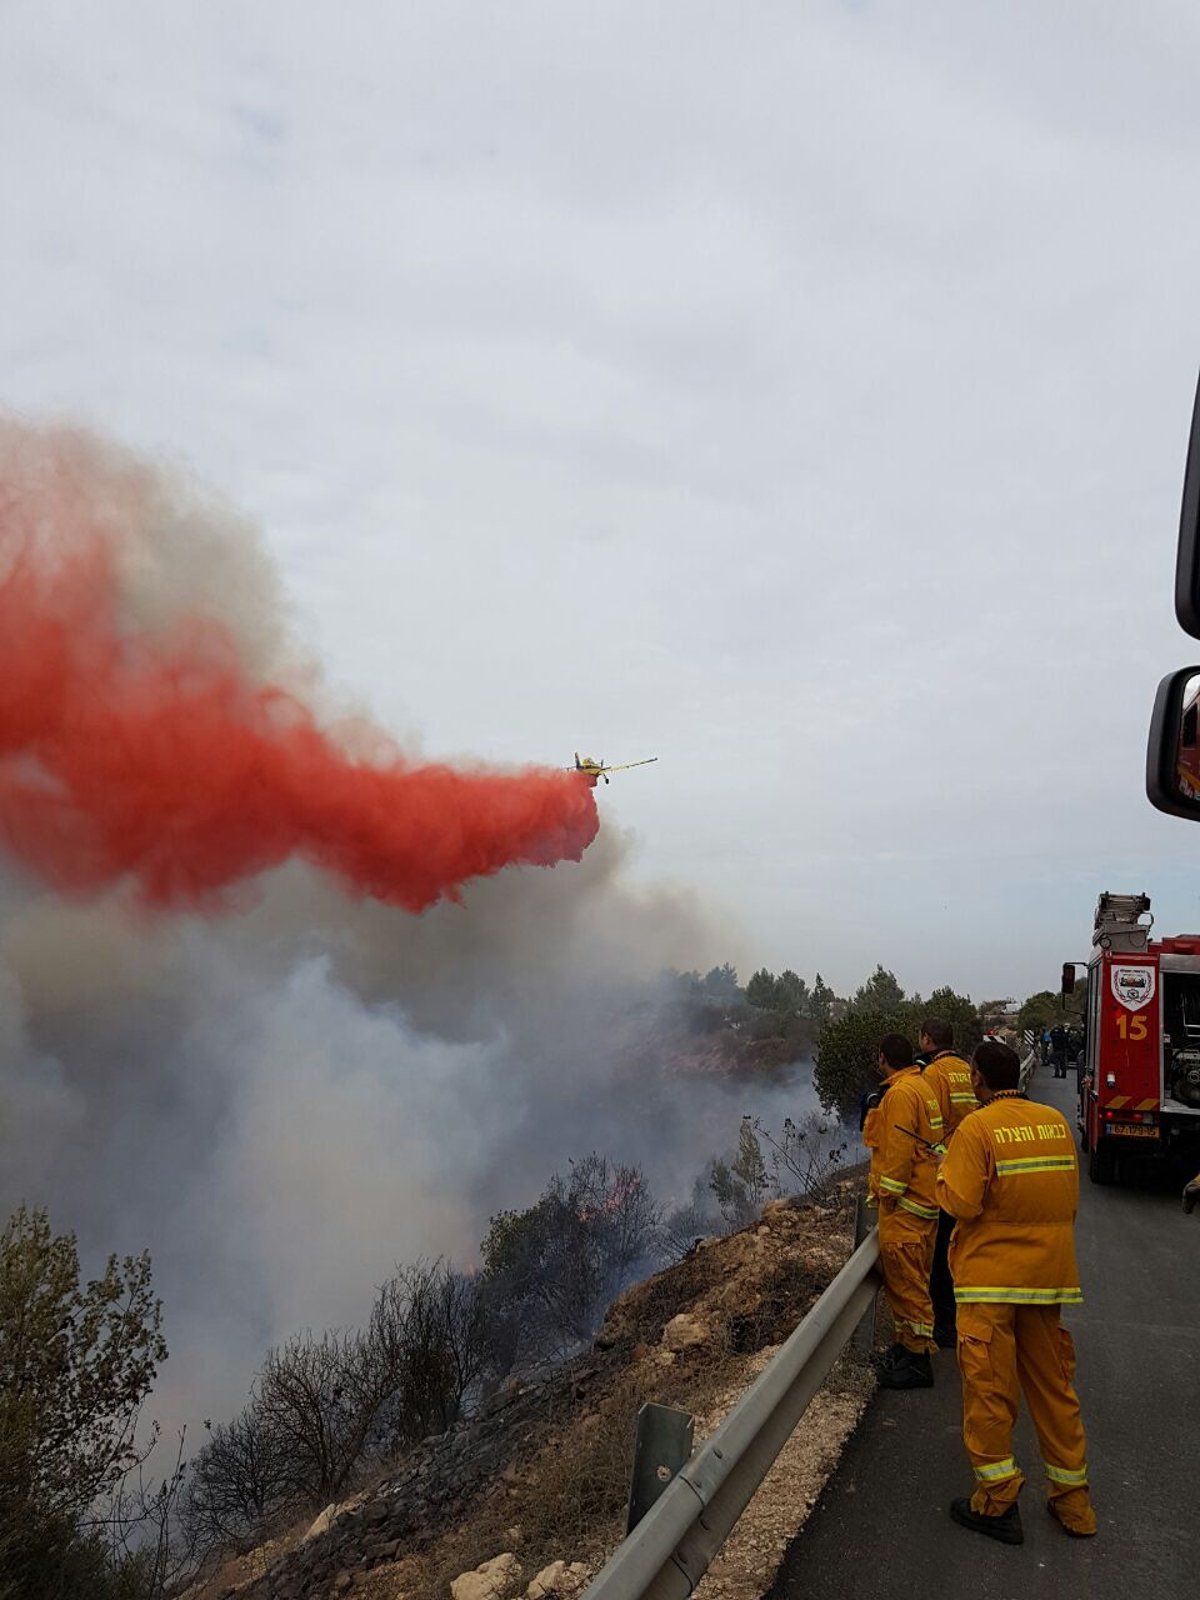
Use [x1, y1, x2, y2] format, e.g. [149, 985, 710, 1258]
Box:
[189, 1182, 874, 1600]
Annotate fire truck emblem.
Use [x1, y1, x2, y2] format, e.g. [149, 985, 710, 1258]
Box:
[1111, 965, 1156, 1012]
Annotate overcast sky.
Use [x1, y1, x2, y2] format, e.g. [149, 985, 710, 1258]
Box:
[6, 0, 1200, 999]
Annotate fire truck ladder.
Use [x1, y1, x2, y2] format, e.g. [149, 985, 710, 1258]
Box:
[1092, 891, 1154, 954]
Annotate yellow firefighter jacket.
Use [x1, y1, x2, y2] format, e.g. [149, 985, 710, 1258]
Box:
[921, 1050, 978, 1137]
[865, 1065, 944, 1221]
[936, 1090, 1082, 1305]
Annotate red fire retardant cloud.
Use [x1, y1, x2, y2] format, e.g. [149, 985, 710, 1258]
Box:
[0, 518, 599, 914]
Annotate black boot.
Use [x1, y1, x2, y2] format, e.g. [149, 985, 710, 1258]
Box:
[950, 1498, 1024, 1544]
[879, 1349, 934, 1389]
[874, 1341, 907, 1371]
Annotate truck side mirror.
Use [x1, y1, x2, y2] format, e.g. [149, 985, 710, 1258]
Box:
[1061, 963, 1076, 996]
[1178, 369, 1200, 638]
[1147, 668, 1200, 819]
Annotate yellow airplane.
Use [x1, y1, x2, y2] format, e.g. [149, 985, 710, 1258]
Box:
[573, 752, 658, 785]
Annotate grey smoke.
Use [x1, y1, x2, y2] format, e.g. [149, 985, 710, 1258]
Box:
[0, 423, 820, 1443]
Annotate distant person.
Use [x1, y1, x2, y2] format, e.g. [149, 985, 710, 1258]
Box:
[937, 1040, 1097, 1544]
[1050, 1024, 1069, 1078]
[917, 1019, 978, 1347]
[864, 1032, 944, 1390]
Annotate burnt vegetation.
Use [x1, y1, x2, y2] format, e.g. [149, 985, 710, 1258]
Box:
[2, 961, 1020, 1595]
[173, 1120, 850, 1584]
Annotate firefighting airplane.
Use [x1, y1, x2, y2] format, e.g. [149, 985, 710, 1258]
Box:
[572, 752, 658, 785]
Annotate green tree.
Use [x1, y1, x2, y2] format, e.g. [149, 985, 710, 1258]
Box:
[809, 973, 836, 1026]
[815, 982, 985, 1115]
[732, 1118, 770, 1204]
[814, 1009, 898, 1116]
[918, 986, 984, 1057]
[776, 970, 810, 1016]
[707, 1158, 744, 1224]
[1017, 985, 1084, 1031]
[1018, 991, 1058, 1032]
[850, 966, 907, 1015]
[0, 1205, 168, 1599]
[706, 1117, 774, 1227]
[702, 964, 741, 1004]
[745, 969, 780, 1010]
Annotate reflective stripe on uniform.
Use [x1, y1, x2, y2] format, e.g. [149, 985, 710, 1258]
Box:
[879, 1176, 907, 1196]
[1044, 1462, 1089, 1487]
[898, 1197, 940, 1220]
[973, 1457, 1020, 1483]
[897, 1318, 934, 1337]
[994, 1156, 1076, 1175]
[950, 1091, 977, 1102]
[955, 1286, 1083, 1305]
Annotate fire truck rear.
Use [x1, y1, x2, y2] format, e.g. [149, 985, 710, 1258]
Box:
[1072, 892, 1200, 1184]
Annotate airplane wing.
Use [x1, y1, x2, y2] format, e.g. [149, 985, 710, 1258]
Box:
[599, 758, 658, 774]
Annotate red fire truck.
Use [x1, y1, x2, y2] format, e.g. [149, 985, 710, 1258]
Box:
[1070, 892, 1200, 1183]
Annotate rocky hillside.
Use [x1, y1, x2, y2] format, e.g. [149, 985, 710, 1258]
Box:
[185, 1182, 873, 1600]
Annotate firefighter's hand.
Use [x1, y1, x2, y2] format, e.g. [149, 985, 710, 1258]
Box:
[1184, 1177, 1200, 1215]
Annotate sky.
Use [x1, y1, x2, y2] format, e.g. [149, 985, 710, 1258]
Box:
[6, 0, 1200, 1000]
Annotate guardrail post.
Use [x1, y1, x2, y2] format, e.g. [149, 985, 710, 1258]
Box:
[851, 1192, 877, 1356]
[625, 1404, 695, 1533]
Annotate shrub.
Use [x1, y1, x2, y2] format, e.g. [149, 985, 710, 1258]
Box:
[0, 1205, 167, 1599]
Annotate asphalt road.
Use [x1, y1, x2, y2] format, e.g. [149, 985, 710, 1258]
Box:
[770, 1070, 1198, 1600]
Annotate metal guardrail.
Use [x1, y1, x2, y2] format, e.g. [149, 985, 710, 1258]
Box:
[1018, 1045, 1039, 1096]
[580, 1220, 882, 1600]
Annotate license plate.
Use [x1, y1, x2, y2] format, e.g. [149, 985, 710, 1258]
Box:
[1108, 1124, 1160, 1139]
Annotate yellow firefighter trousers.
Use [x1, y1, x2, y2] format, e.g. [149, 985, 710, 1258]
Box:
[958, 1303, 1096, 1534]
[877, 1205, 937, 1354]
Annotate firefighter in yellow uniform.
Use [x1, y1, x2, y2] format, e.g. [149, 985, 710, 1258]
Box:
[917, 1019, 978, 1348]
[864, 1033, 945, 1390]
[919, 1021, 979, 1135]
[937, 1040, 1097, 1544]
